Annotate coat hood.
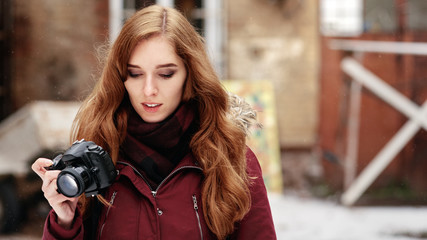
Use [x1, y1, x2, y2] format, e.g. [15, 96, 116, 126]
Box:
[227, 92, 261, 136]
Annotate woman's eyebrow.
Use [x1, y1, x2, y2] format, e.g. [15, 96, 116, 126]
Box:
[127, 64, 140, 68]
[156, 63, 178, 69]
[127, 63, 177, 69]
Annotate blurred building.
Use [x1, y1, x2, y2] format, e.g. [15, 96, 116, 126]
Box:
[1, 0, 321, 193]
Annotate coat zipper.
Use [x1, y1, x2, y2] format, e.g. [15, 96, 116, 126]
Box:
[99, 191, 117, 239]
[152, 165, 202, 197]
[117, 161, 154, 192]
[192, 195, 204, 240]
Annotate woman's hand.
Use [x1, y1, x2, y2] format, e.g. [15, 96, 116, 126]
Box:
[32, 158, 79, 229]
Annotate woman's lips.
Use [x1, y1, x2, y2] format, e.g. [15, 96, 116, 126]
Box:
[142, 103, 162, 113]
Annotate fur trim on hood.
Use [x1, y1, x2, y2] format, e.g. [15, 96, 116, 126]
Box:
[227, 92, 262, 136]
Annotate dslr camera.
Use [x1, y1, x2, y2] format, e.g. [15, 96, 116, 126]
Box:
[47, 139, 117, 198]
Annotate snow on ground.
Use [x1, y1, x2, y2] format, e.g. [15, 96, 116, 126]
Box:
[269, 193, 427, 240]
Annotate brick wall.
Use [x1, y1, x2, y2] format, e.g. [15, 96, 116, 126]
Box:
[12, 0, 109, 110]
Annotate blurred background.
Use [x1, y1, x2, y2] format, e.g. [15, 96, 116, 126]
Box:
[1, 0, 427, 239]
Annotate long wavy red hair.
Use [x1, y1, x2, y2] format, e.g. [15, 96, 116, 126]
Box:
[72, 5, 250, 239]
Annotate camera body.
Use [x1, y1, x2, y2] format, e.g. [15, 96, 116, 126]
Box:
[47, 139, 117, 198]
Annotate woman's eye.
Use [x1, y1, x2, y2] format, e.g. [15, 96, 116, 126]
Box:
[160, 72, 174, 79]
[128, 71, 142, 78]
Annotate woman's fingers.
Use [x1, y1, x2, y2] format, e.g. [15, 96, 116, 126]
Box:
[41, 170, 77, 207]
[41, 170, 60, 197]
[32, 157, 79, 228]
[47, 192, 75, 208]
[32, 158, 53, 179]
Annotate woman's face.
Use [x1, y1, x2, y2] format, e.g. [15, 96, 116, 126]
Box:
[125, 35, 187, 123]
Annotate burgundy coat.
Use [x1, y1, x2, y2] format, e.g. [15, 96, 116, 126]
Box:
[42, 148, 276, 239]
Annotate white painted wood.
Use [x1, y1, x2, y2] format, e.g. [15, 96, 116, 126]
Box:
[344, 81, 361, 189]
[330, 40, 427, 56]
[204, 0, 224, 77]
[342, 101, 427, 206]
[342, 58, 427, 129]
[156, 0, 174, 8]
[109, 0, 124, 42]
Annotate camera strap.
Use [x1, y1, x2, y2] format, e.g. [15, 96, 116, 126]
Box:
[85, 193, 104, 239]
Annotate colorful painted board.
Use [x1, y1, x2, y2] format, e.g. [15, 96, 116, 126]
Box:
[223, 80, 282, 193]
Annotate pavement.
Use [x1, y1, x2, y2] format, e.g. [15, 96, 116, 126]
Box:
[269, 193, 427, 240]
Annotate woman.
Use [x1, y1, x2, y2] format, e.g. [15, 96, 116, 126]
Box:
[32, 4, 276, 240]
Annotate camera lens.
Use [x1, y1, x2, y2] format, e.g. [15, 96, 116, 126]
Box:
[57, 167, 89, 197]
[57, 173, 80, 197]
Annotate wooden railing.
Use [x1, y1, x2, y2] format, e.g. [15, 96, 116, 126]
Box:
[330, 40, 427, 206]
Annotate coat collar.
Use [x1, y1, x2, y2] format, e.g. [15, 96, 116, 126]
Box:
[115, 152, 203, 197]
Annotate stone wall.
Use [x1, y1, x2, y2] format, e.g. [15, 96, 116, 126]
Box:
[226, 0, 320, 148]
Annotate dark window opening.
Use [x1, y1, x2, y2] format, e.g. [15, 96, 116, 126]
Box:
[364, 0, 398, 33]
[175, 0, 204, 36]
[0, 0, 12, 121]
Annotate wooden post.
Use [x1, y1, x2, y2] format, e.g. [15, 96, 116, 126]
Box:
[344, 80, 361, 189]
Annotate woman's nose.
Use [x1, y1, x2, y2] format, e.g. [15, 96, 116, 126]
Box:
[143, 76, 158, 96]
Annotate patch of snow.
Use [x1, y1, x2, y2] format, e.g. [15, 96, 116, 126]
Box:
[269, 193, 427, 240]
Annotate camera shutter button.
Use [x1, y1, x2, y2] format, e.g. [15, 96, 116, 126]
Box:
[88, 145, 99, 151]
